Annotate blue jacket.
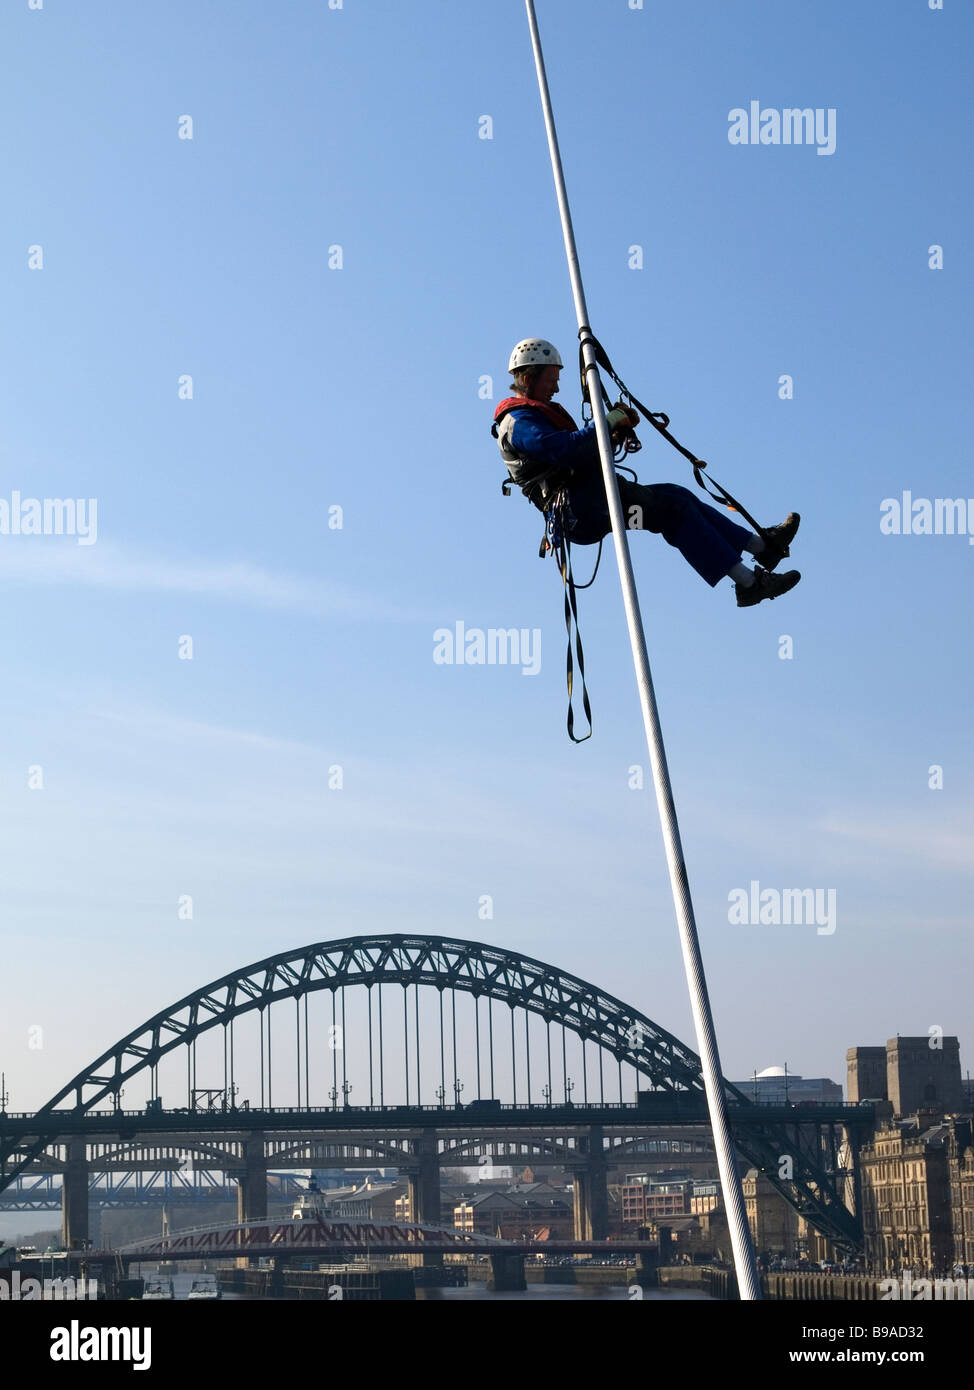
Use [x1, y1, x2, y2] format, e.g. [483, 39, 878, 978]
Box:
[499, 405, 611, 545]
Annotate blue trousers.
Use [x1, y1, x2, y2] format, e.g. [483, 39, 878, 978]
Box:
[569, 479, 753, 588]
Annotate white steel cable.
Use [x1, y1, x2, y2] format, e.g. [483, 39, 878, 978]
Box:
[523, 0, 761, 1301]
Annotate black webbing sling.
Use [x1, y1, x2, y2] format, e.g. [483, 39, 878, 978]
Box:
[576, 328, 771, 543]
[501, 458, 600, 742]
[543, 492, 597, 743]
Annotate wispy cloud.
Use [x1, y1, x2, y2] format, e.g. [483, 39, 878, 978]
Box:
[0, 541, 416, 621]
[69, 701, 623, 868]
[820, 812, 974, 873]
[91, 705, 322, 756]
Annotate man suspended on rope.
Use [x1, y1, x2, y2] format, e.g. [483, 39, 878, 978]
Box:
[493, 339, 801, 606]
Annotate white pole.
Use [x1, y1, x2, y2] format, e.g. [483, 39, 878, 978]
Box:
[523, 0, 761, 1301]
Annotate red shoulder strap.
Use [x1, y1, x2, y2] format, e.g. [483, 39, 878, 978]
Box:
[494, 396, 578, 432]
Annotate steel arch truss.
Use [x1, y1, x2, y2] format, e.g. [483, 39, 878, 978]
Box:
[18, 936, 712, 1116]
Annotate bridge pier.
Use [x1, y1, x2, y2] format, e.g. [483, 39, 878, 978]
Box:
[407, 1130, 441, 1225]
[236, 1133, 268, 1224]
[572, 1125, 608, 1243]
[487, 1252, 526, 1292]
[61, 1136, 89, 1250]
[235, 1133, 266, 1267]
[407, 1130, 441, 1267]
[633, 1250, 659, 1288]
[632, 1224, 666, 1287]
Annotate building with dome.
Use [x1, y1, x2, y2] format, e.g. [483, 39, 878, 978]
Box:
[730, 1065, 843, 1105]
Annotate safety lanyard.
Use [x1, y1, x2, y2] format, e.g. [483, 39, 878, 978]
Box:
[577, 329, 770, 543]
[544, 494, 595, 744]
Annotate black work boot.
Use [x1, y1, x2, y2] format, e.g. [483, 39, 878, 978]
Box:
[755, 513, 801, 571]
[736, 568, 801, 607]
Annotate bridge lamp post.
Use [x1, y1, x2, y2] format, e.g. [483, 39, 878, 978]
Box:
[435, 1086, 446, 1108]
[341, 1082, 352, 1109]
[542, 1085, 552, 1108]
[453, 1080, 464, 1109]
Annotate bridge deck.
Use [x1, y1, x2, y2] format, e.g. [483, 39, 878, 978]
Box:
[0, 1099, 876, 1141]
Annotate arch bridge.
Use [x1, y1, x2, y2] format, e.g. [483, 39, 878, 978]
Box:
[0, 935, 869, 1250]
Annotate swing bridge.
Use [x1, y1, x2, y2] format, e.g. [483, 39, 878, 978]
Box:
[0, 935, 874, 1252]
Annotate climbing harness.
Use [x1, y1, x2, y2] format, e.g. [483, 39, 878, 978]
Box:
[498, 409, 625, 743]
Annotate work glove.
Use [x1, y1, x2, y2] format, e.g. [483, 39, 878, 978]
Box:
[606, 404, 640, 433]
[608, 405, 639, 433]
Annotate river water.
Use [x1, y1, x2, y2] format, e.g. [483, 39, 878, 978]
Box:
[417, 1283, 715, 1301]
[146, 1268, 714, 1302]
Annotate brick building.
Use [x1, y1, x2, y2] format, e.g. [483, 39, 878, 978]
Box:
[620, 1176, 691, 1223]
[453, 1181, 575, 1239]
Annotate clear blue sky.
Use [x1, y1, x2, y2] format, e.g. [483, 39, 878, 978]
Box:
[1, 0, 971, 1114]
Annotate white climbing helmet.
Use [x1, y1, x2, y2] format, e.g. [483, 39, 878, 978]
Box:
[508, 338, 563, 372]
